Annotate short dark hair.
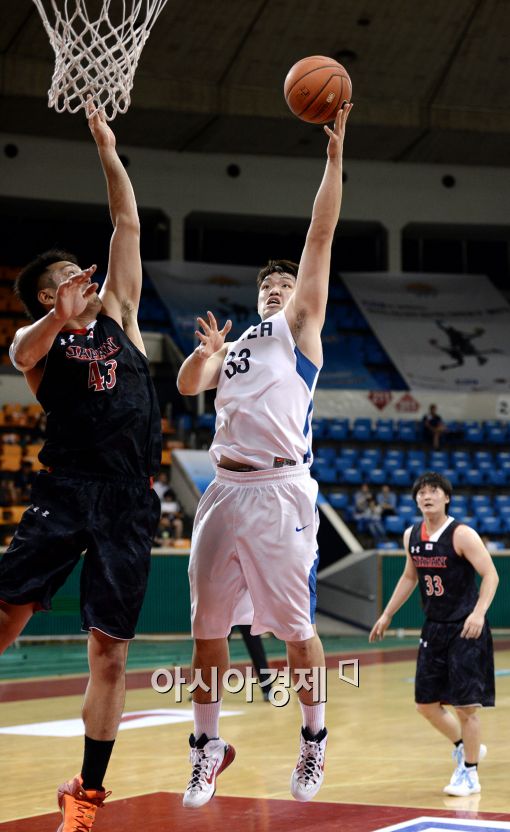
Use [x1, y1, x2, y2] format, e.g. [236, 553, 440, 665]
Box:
[15, 249, 78, 321]
[412, 471, 453, 502]
[256, 259, 299, 289]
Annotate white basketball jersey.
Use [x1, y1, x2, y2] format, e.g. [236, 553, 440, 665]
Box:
[210, 309, 321, 469]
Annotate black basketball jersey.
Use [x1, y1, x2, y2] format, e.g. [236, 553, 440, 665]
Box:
[409, 517, 479, 622]
[36, 314, 161, 478]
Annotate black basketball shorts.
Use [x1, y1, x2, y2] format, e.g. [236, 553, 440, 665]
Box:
[415, 617, 495, 707]
[0, 470, 161, 640]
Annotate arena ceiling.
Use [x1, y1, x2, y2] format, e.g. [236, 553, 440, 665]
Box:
[1, 0, 510, 166]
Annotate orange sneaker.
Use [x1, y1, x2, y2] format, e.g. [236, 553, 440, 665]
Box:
[57, 774, 110, 831]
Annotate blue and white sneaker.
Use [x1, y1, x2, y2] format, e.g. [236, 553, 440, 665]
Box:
[445, 742, 486, 795]
[443, 764, 481, 796]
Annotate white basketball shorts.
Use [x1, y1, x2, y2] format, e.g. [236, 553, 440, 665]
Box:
[189, 463, 320, 642]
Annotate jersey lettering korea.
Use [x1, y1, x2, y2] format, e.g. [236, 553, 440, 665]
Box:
[35, 314, 161, 478]
[210, 309, 321, 470]
[409, 517, 479, 622]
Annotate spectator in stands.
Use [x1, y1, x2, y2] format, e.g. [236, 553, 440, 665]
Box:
[422, 403, 446, 450]
[359, 499, 387, 545]
[0, 477, 18, 507]
[153, 470, 171, 501]
[377, 484, 397, 518]
[32, 410, 47, 441]
[354, 482, 374, 514]
[13, 460, 37, 502]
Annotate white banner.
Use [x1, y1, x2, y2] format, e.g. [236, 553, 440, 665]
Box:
[314, 389, 510, 421]
[342, 272, 510, 392]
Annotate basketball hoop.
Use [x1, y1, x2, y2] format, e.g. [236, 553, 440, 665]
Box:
[32, 0, 168, 120]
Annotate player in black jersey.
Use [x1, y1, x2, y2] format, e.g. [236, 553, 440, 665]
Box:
[0, 100, 161, 831]
[370, 472, 499, 798]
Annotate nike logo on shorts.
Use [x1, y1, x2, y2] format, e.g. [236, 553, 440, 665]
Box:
[296, 524, 311, 532]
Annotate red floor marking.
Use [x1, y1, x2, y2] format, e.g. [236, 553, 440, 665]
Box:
[2, 640, 509, 704]
[1, 793, 509, 832]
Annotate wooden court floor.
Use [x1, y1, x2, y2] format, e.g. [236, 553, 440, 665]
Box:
[1, 642, 509, 831]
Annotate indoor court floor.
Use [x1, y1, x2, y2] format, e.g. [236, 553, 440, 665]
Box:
[1, 636, 509, 832]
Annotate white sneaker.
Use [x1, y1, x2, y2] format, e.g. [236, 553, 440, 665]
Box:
[454, 741, 487, 767]
[183, 733, 236, 808]
[290, 726, 328, 802]
[443, 765, 481, 797]
[446, 742, 486, 792]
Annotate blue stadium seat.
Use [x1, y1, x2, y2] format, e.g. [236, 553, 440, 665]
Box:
[329, 421, 349, 441]
[487, 470, 507, 486]
[465, 469, 483, 486]
[375, 425, 394, 442]
[474, 450, 492, 464]
[386, 449, 404, 463]
[472, 505, 493, 519]
[363, 448, 382, 462]
[465, 426, 484, 443]
[397, 423, 417, 442]
[399, 495, 416, 509]
[442, 469, 459, 486]
[316, 465, 338, 484]
[495, 494, 510, 508]
[471, 494, 491, 508]
[408, 450, 426, 463]
[391, 469, 412, 487]
[339, 448, 358, 463]
[368, 468, 386, 485]
[399, 506, 415, 522]
[430, 451, 449, 466]
[352, 423, 372, 441]
[385, 515, 406, 535]
[452, 451, 470, 463]
[377, 541, 399, 550]
[487, 426, 507, 444]
[406, 459, 423, 475]
[480, 516, 502, 534]
[450, 496, 468, 512]
[343, 468, 363, 485]
[329, 492, 349, 510]
[384, 458, 401, 474]
[320, 446, 336, 462]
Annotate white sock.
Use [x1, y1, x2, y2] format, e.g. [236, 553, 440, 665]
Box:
[192, 700, 222, 740]
[300, 702, 325, 736]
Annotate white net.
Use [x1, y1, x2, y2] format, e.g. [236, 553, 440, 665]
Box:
[32, 0, 168, 120]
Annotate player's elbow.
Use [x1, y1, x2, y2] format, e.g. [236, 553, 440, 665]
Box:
[176, 376, 198, 396]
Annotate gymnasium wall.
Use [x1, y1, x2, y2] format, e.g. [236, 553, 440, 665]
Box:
[1, 131, 510, 269]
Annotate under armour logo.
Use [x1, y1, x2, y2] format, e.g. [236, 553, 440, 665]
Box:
[32, 506, 39, 512]
[68, 334, 74, 343]
[411, 545, 420, 554]
[41, 510, 50, 517]
[60, 338, 66, 346]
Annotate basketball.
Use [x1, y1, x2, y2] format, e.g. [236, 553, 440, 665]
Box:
[284, 55, 352, 124]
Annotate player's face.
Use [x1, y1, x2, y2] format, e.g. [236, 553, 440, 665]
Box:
[40, 260, 101, 312]
[257, 272, 296, 320]
[415, 484, 449, 516]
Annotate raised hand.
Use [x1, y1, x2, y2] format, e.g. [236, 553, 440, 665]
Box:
[86, 96, 116, 151]
[53, 266, 99, 324]
[194, 311, 232, 358]
[324, 101, 353, 159]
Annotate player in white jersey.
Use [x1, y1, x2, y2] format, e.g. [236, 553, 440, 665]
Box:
[177, 102, 352, 808]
